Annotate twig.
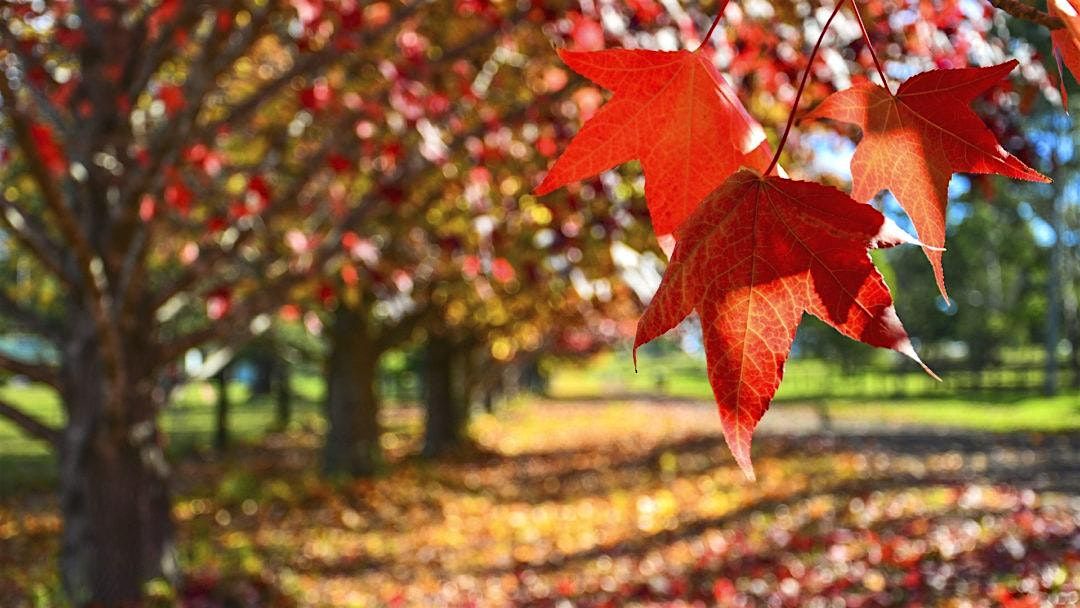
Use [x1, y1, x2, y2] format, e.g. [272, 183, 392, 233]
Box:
[0, 398, 60, 447]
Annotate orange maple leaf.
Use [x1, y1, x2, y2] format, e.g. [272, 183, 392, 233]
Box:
[1050, 0, 1080, 94]
[806, 61, 1049, 299]
[535, 48, 771, 236]
[634, 170, 931, 480]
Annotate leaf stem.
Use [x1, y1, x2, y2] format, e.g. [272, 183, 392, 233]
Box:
[850, 1, 891, 94]
[765, 0, 848, 176]
[695, 0, 732, 53]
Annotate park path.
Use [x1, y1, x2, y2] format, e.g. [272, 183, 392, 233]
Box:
[607, 399, 1080, 495]
[757, 402, 1078, 494]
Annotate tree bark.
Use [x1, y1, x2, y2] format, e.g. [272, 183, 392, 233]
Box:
[1070, 323, 1080, 389]
[274, 362, 292, 429]
[422, 335, 467, 457]
[215, 368, 230, 452]
[57, 318, 176, 605]
[520, 357, 549, 396]
[1065, 274, 1080, 389]
[323, 303, 382, 477]
[1044, 191, 1065, 396]
[249, 353, 275, 396]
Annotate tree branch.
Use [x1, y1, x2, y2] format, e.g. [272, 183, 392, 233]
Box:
[0, 76, 96, 277]
[0, 31, 70, 134]
[111, 3, 276, 281]
[0, 197, 75, 288]
[988, 0, 1063, 29]
[135, 3, 517, 317]
[0, 71, 130, 422]
[157, 270, 309, 363]
[123, 1, 213, 102]
[0, 398, 60, 447]
[0, 290, 61, 341]
[376, 305, 430, 352]
[0, 352, 59, 387]
[143, 108, 356, 315]
[191, 2, 420, 143]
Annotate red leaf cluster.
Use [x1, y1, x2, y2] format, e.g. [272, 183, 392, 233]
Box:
[538, 24, 1045, 477]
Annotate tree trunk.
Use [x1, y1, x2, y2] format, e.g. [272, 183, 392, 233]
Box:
[1070, 323, 1080, 389]
[1044, 190, 1065, 396]
[472, 350, 502, 413]
[57, 319, 176, 605]
[274, 362, 292, 429]
[1065, 279, 1080, 389]
[249, 354, 275, 396]
[215, 368, 230, 451]
[422, 335, 467, 457]
[520, 357, 548, 396]
[323, 303, 381, 477]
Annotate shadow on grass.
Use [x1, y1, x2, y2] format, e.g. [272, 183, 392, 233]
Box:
[0, 396, 325, 497]
[431, 429, 1080, 508]
[0, 453, 56, 496]
[543, 500, 1076, 607]
[541, 389, 1057, 406]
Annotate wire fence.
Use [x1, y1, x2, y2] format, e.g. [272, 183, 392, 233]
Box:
[776, 361, 1079, 401]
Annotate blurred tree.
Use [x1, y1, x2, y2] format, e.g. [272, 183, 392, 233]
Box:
[888, 187, 1049, 369]
[214, 365, 231, 452]
[0, 1, 441, 602]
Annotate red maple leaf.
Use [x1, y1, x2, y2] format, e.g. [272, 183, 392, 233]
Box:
[535, 48, 772, 236]
[634, 170, 931, 479]
[805, 61, 1049, 299]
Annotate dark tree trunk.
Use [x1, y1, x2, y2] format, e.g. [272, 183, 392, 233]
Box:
[1071, 329, 1080, 389]
[215, 368, 230, 452]
[470, 348, 502, 413]
[1066, 292, 1080, 389]
[274, 362, 292, 429]
[520, 358, 548, 396]
[57, 318, 175, 605]
[1044, 192, 1065, 396]
[323, 303, 381, 477]
[422, 335, 467, 457]
[249, 354, 275, 396]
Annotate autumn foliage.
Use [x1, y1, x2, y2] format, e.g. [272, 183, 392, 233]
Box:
[0, 0, 1076, 604]
[807, 61, 1049, 298]
[632, 171, 927, 479]
[535, 47, 771, 236]
[537, 0, 1066, 477]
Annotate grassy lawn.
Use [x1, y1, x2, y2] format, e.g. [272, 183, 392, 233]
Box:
[2, 350, 1077, 494]
[823, 394, 1080, 431]
[0, 376, 327, 493]
[549, 348, 1080, 431]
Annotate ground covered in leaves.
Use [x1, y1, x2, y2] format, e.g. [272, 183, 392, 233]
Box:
[2, 401, 1079, 607]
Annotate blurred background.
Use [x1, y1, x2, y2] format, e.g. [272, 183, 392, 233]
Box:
[0, 0, 1077, 606]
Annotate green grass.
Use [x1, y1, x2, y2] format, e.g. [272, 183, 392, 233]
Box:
[549, 348, 714, 398]
[824, 394, 1080, 431]
[549, 348, 933, 400]
[0, 375, 327, 494]
[549, 346, 1080, 431]
[1, 351, 1077, 494]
